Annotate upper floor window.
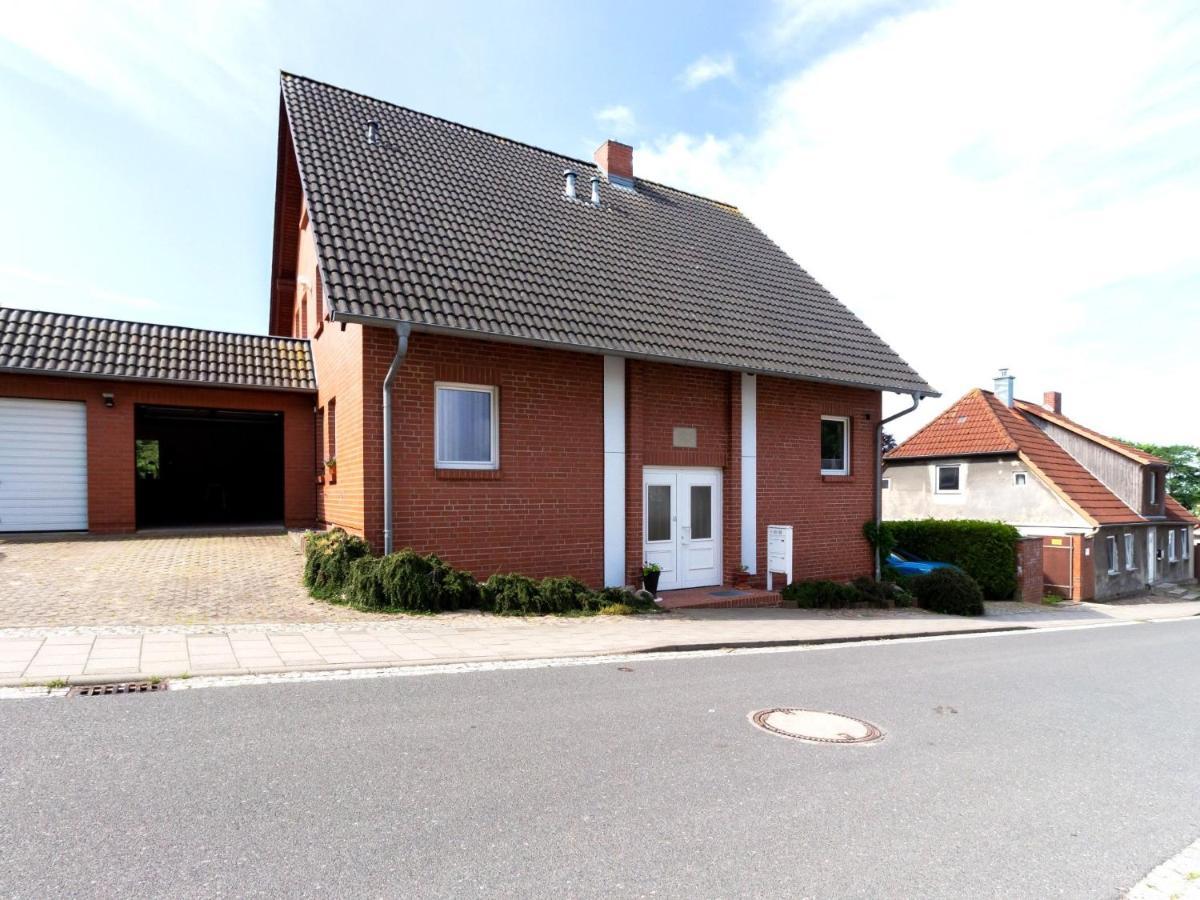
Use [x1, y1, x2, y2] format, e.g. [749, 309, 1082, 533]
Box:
[820, 416, 849, 475]
[881, 477, 891, 490]
[435, 383, 498, 470]
[936, 464, 961, 493]
[1124, 533, 1135, 571]
[1105, 535, 1119, 575]
[1013, 472, 1027, 487]
[1148, 470, 1159, 506]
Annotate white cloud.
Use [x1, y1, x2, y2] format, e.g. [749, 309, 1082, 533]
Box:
[679, 53, 737, 90]
[639, 0, 1200, 444]
[0, 0, 275, 146]
[594, 104, 637, 137]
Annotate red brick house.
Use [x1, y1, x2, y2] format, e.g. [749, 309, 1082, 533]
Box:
[0, 73, 935, 593]
[884, 371, 1198, 600]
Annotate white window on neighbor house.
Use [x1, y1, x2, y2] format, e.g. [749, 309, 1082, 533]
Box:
[435, 383, 499, 470]
[1013, 472, 1027, 487]
[820, 416, 850, 475]
[1183, 529, 1191, 561]
[1149, 470, 1159, 506]
[1106, 535, 1119, 575]
[881, 478, 891, 490]
[1124, 533, 1136, 571]
[1168, 529, 1177, 562]
[935, 464, 961, 493]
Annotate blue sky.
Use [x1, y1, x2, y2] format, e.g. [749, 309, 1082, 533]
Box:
[1, 0, 1197, 443]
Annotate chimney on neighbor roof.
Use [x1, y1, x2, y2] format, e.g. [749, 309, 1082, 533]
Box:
[1043, 391, 1062, 414]
[594, 140, 634, 190]
[994, 369, 1015, 408]
[590, 175, 601, 207]
[563, 169, 578, 200]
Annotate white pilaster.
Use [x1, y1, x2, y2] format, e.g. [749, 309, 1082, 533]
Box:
[603, 356, 626, 587]
[741, 372, 757, 573]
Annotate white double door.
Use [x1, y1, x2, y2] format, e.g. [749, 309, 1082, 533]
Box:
[643, 467, 722, 591]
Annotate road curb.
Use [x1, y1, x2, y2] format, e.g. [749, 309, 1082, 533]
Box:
[0, 625, 1040, 688]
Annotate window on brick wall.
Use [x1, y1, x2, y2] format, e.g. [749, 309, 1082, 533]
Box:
[326, 398, 337, 483]
[299, 289, 308, 339]
[1106, 535, 1119, 574]
[315, 407, 325, 474]
[1124, 533, 1135, 571]
[820, 416, 849, 475]
[435, 383, 498, 469]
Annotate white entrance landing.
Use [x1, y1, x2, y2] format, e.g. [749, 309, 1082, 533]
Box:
[643, 467, 722, 591]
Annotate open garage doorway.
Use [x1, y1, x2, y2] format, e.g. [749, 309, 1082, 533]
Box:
[135, 405, 285, 528]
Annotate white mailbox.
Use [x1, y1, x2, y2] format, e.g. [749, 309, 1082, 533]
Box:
[766, 524, 793, 591]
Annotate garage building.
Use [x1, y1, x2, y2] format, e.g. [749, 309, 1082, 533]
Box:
[0, 308, 316, 533]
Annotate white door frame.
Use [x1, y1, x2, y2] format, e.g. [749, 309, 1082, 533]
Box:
[642, 467, 722, 591]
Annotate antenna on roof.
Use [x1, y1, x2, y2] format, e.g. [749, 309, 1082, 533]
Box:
[590, 175, 601, 207]
[366, 119, 381, 145]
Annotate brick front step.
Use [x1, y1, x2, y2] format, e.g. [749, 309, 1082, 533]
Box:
[656, 586, 784, 610]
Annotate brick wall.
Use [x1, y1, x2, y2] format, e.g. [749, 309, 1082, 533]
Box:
[0, 372, 316, 531]
[756, 376, 880, 584]
[1015, 536, 1043, 603]
[360, 328, 606, 584]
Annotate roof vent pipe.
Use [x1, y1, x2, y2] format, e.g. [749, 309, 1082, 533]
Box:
[366, 119, 381, 145]
[563, 169, 577, 200]
[994, 368, 1015, 407]
[590, 175, 601, 207]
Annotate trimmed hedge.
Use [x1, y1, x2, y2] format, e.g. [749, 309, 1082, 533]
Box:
[886, 519, 1020, 600]
[781, 578, 911, 610]
[303, 528, 370, 599]
[907, 568, 985, 616]
[302, 530, 654, 617]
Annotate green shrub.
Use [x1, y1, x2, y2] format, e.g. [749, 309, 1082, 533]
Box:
[908, 568, 985, 616]
[540, 576, 597, 613]
[303, 528, 370, 600]
[481, 573, 549, 615]
[344, 549, 480, 612]
[886, 519, 1020, 600]
[781, 580, 863, 609]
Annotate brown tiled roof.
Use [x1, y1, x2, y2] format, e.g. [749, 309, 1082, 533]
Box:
[1012, 400, 1168, 465]
[0, 307, 316, 392]
[888, 388, 1142, 525]
[1165, 496, 1200, 526]
[278, 72, 936, 396]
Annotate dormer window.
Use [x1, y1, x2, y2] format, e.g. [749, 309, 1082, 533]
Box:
[1148, 470, 1158, 506]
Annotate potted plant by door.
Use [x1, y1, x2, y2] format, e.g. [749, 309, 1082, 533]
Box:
[325, 457, 337, 484]
[642, 562, 662, 596]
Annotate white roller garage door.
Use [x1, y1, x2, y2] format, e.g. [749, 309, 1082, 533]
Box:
[0, 398, 88, 532]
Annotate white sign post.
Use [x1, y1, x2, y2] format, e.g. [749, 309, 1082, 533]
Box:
[766, 525, 793, 591]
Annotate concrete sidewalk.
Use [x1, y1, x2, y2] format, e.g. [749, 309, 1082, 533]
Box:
[2, 599, 1197, 686]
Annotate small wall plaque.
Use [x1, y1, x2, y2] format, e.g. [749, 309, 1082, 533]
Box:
[672, 426, 697, 448]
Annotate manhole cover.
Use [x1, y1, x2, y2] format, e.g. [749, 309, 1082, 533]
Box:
[749, 708, 883, 744]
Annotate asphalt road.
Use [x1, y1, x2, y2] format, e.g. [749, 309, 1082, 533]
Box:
[2, 620, 1200, 899]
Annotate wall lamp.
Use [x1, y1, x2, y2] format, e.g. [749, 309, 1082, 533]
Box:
[101, 392, 115, 408]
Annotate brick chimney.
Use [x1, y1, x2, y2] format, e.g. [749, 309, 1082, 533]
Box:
[1043, 391, 1062, 414]
[594, 140, 634, 189]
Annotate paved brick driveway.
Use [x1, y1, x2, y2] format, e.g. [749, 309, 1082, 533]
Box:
[0, 532, 387, 626]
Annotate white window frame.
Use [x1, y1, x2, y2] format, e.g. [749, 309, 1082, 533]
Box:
[1124, 533, 1135, 571]
[1013, 472, 1027, 487]
[820, 415, 850, 476]
[1106, 535, 1119, 575]
[880, 477, 891, 490]
[1148, 470, 1158, 506]
[434, 382, 499, 470]
[1182, 529, 1191, 561]
[935, 464, 962, 494]
[1168, 528, 1177, 562]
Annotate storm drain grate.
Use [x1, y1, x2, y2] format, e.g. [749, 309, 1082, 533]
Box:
[67, 681, 169, 698]
[750, 708, 883, 744]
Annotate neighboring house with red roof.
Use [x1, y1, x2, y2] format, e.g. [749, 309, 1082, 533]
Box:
[884, 371, 1197, 601]
[0, 73, 935, 596]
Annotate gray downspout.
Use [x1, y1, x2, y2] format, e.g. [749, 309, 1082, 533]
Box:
[875, 393, 922, 580]
[382, 324, 412, 555]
